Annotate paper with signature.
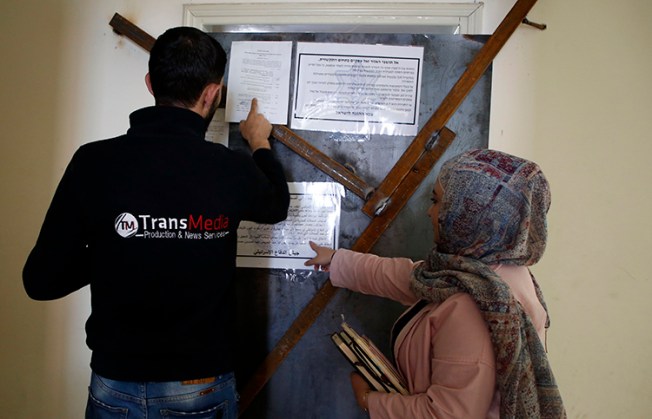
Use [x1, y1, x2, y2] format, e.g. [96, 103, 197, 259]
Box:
[225, 41, 293, 125]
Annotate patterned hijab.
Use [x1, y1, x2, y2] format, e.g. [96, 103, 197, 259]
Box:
[410, 149, 566, 418]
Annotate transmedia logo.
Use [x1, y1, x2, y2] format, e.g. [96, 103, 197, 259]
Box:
[113, 212, 230, 240]
[115, 212, 139, 238]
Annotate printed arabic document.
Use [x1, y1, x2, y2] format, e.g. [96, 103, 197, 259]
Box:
[236, 182, 343, 269]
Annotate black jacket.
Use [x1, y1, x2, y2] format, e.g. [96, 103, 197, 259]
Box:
[23, 106, 289, 381]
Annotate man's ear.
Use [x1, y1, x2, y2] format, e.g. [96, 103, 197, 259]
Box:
[202, 83, 221, 108]
[195, 82, 221, 115]
[145, 73, 154, 96]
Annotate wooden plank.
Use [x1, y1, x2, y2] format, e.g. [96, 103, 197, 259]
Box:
[362, 0, 539, 217]
[109, 13, 155, 52]
[352, 127, 455, 251]
[272, 126, 374, 200]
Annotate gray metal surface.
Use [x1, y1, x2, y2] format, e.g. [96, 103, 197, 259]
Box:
[215, 32, 491, 419]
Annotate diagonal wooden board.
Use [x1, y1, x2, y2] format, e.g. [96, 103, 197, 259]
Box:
[109, 1, 540, 413]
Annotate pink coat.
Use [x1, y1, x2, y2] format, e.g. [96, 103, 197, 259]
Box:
[330, 249, 547, 419]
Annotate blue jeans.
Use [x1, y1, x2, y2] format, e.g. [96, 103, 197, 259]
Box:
[85, 372, 238, 419]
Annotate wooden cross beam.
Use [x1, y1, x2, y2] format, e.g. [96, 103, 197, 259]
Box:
[109, 0, 540, 413]
[363, 0, 540, 217]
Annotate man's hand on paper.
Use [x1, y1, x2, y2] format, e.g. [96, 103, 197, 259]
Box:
[239, 98, 272, 152]
[304, 241, 336, 272]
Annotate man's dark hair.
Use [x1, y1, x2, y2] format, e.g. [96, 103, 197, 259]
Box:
[148, 27, 227, 107]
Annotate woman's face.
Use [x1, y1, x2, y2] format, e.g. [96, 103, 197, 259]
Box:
[427, 177, 444, 243]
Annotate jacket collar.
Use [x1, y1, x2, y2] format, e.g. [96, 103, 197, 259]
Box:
[127, 106, 208, 142]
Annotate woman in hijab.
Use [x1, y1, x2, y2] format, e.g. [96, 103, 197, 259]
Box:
[305, 149, 566, 418]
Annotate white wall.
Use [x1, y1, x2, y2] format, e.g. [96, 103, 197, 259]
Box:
[1, 0, 650, 417]
[490, 1, 652, 417]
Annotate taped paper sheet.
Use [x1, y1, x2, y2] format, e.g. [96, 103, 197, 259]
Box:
[291, 42, 424, 136]
[237, 182, 344, 269]
[225, 41, 293, 124]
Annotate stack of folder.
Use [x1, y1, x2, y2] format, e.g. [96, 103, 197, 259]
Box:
[331, 321, 409, 395]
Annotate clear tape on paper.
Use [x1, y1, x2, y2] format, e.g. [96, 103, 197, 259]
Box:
[236, 182, 344, 270]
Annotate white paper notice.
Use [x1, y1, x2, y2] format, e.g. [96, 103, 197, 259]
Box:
[236, 182, 344, 269]
[205, 108, 229, 146]
[225, 41, 293, 125]
[291, 42, 424, 136]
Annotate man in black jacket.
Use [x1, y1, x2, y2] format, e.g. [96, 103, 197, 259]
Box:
[23, 27, 289, 419]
